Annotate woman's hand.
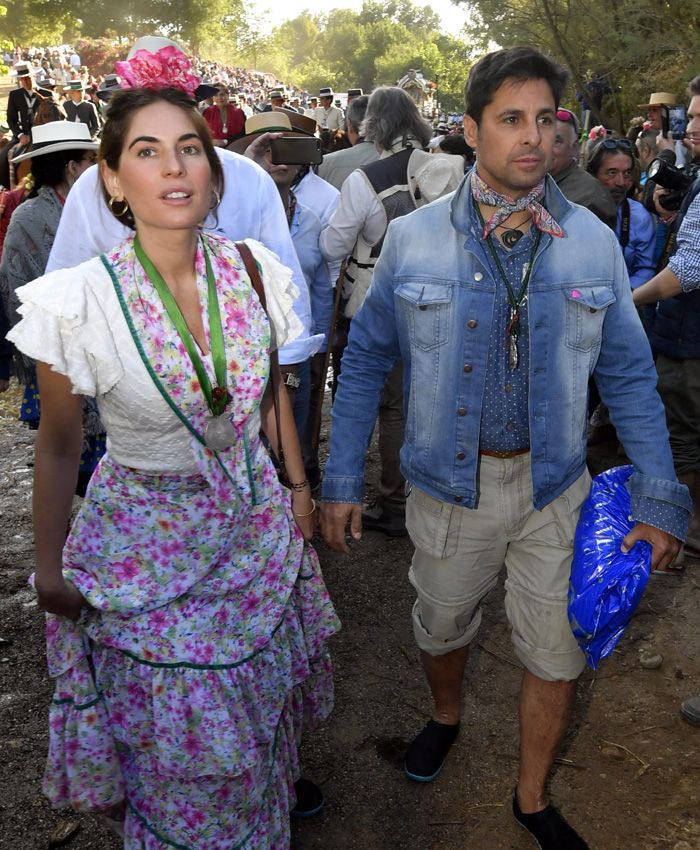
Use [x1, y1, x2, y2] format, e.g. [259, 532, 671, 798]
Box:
[35, 571, 86, 621]
[291, 488, 318, 541]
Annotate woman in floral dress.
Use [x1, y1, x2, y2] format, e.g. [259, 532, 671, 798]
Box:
[8, 83, 339, 849]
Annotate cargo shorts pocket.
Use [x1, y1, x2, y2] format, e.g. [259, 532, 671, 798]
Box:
[406, 486, 460, 559]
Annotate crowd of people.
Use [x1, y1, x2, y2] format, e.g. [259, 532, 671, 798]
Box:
[1, 32, 699, 850]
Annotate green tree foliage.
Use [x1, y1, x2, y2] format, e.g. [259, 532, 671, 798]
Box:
[3, 0, 76, 47]
[458, 0, 700, 129]
[4, 0, 474, 115]
[250, 0, 473, 111]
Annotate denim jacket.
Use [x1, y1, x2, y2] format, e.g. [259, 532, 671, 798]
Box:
[323, 175, 691, 535]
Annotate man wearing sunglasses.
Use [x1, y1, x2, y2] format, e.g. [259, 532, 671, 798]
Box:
[549, 107, 617, 228]
[587, 137, 656, 288]
[321, 46, 689, 850]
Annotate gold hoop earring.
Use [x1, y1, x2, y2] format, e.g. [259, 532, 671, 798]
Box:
[108, 196, 129, 216]
[210, 189, 221, 210]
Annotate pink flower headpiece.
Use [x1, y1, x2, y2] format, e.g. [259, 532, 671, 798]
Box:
[115, 46, 200, 97]
[588, 125, 607, 140]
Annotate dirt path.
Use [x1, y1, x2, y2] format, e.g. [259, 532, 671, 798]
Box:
[1, 383, 699, 850]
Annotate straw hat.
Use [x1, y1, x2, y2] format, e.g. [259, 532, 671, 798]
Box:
[637, 92, 677, 108]
[228, 111, 315, 155]
[13, 121, 99, 163]
[272, 106, 317, 137]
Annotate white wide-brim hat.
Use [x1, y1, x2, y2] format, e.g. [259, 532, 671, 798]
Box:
[13, 121, 99, 163]
[11, 62, 34, 78]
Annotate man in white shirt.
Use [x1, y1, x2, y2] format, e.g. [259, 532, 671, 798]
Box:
[313, 88, 344, 131]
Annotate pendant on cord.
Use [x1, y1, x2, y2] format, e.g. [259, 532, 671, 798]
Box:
[501, 228, 524, 248]
[506, 307, 521, 369]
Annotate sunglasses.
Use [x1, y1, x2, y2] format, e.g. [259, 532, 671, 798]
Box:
[596, 138, 634, 152]
[556, 109, 576, 123]
[556, 108, 580, 134]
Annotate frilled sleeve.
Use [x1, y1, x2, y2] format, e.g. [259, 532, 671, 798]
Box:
[6, 259, 124, 396]
[242, 238, 305, 352]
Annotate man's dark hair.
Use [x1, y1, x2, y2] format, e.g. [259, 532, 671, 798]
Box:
[464, 47, 568, 125]
[687, 75, 700, 98]
[585, 140, 635, 177]
[345, 95, 369, 136]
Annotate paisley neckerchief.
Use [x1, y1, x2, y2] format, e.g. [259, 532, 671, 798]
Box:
[471, 167, 565, 240]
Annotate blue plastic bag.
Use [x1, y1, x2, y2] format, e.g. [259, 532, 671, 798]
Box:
[568, 465, 652, 669]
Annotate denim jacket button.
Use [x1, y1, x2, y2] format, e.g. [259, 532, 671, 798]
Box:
[457, 407, 467, 416]
[463, 364, 472, 373]
[589, 307, 597, 313]
[456, 451, 465, 460]
[467, 319, 477, 329]
[454, 495, 463, 503]
[419, 304, 428, 311]
[474, 272, 483, 281]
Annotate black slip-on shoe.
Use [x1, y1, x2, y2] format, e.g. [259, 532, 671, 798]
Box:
[291, 777, 325, 818]
[513, 789, 590, 850]
[404, 719, 460, 782]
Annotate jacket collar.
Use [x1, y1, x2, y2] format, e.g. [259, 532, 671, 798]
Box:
[450, 169, 574, 238]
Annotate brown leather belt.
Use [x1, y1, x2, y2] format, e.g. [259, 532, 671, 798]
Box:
[479, 448, 530, 459]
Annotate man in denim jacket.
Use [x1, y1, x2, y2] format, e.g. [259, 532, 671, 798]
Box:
[321, 48, 690, 850]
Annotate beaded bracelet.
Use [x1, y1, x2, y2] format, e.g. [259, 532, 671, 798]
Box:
[293, 498, 316, 518]
[289, 479, 309, 492]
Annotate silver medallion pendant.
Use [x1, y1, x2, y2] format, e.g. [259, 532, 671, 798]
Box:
[205, 414, 237, 451]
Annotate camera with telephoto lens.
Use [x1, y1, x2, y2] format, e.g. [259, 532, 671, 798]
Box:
[647, 157, 700, 211]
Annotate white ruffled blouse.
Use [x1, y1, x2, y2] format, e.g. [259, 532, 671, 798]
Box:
[8, 238, 304, 474]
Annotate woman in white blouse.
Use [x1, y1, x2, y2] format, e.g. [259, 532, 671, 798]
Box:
[9, 84, 338, 849]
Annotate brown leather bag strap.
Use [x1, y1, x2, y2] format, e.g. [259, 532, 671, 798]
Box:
[235, 241, 286, 479]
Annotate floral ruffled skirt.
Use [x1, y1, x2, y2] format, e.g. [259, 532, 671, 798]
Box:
[42, 458, 339, 850]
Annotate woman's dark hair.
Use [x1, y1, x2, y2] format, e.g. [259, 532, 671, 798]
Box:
[464, 47, 568, 126]
[99, 87, 224, 229]
[28, 148, 90, 198]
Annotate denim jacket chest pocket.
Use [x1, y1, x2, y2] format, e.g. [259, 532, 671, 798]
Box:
[563, 285, 616, 351]
[395, 282, 453, 352]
